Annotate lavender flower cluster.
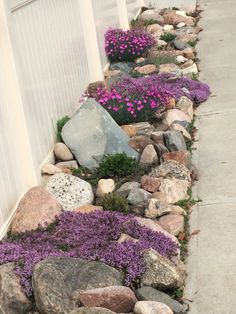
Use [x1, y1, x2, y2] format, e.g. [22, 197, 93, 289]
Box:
[105, 28, 155, 62]
[96, 73, 210, 124]
[0, 211, 178, 296]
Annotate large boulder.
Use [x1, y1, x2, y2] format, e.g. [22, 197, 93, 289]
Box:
[139, 9, 164, 25]
[136, 287, 187, 314]
[159, 214, 185, 236]
[0, 263, 32, 314]
[163, 11, 195, 27]
[162, 151, 191, 169]
[79, 286, 137, 313]
[127, 189, 152, 206]
[45, 173, 94, 211]
[32, 257, 124, 314]
[116, 181, 140, 198]
[159, 179, 189, 204]
[163, 109, 191, 127]
[11, 187, 63, 233]
[141, 249, 183, 290]
[134, 301, 173, 314]
[163, 131, 187, 152]
[61, 99, 139, 169]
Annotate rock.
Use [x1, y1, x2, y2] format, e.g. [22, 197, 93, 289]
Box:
[163, 11, 195, 27]
[79, 286, 137, 313]
[141, 249, 183, 290]
[149, 160, 191, 182]
[54, 142, 74, 161]
[159, 64, 182, 76]
[132, 203, 146, 216]
[129, 122, 155, 136]
[118, 233, 138, 243]
[171, 124, 191, 141]
[147, 24, 163, 37]
[173, 40, 190, 50]
[152, 192, 170, 204]
[41, 163, 62, 175]
[155, 124, 169, 132]
[45, 173, 94, 211]
[32, 257, 124, 314]
[182, 47, 195, 59]
[139, 10, 164, 25]
[74, 204, 103, 213]
[135, 217, 179, 245]
[145, 199, 171, 219]
[110, 62, 135, 74]
[176, 10, 187, 17]
[163, 130, 187, 152]
[56, 160, 79, 169]
[176, 97, 193, 120]
[177, 22, 186, 28]
[177, 33, 197, 44]
[87, 81, 105, 98]
[134, 301, 173, 314]
[182, 63, 198, 76]
[163, 24, 174, 31]
[129, 136, 153, 153]
[157, 40, 168, 48]
[121, 124, 137, 137]
[11, 187, 63, 233]
[135, 57, 146, 64]
[128, 189, 152, 206]
[136, 287, 187, 314]
[96, 179, 115, 197]
[155, 144, 170, 158]
[62, 99, 139, 169]
[105, 71, 124, 89]
[176, 55, 188, 63]
[150, 132, 164, 145]
[163, 109, 191, 127]
[0, 263, 32, 314]
[159, 178, 189, 203]
[166, 97, 176, 110]
[134, 64, 158, 75]
[162, 151, 191, 168]
[69, 308, 116, 314]
[116, 182, 140, 198]
[169, 205, 187, 216]
[141, 175, 162, 193]
[139, 144, 159, 166]
[159, 214, 185, 236]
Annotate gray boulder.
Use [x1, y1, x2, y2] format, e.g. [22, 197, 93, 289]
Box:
[32, 257, 124, 314]
[116, 182, 140, 198]
[127, 188, 152, 206]
[62, 99, 139, 169]
[136, 287, 187, 314]
[110, 62, 135, 74]
[173, 40, 190, 50]
[163, 131, 187, 152]
[0, 263, 32, 314]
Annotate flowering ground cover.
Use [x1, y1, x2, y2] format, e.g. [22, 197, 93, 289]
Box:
[0, 211, 178, 296]
[105, 28, 155, 62]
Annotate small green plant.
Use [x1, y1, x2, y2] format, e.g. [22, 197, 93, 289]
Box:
[130, 18, 157, 30]
[56, 115, 70, 142]
[191, 72, 199, 80]
[171, 6, 180, 10]
[72, 166, 99, 187]
[160, 32, 176, 42]
[188, 40, 198, 47]
[100, 192, 130, 214]
[148, 55, 178, 65]
[98, 153, 137, 178]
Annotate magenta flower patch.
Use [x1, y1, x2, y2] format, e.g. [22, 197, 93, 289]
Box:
[105, 28, 155, 62]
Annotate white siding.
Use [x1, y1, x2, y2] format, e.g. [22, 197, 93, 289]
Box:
[126, 0, 141, 21]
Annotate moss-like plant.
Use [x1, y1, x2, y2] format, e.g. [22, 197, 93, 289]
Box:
[188, 40, 198, 47]
[56, 115, 70, 142]
[130, 18, 158, 30]
[148, 55, 177, 65]
[160, 32, 176, 42]
[98, 153, 137, 178]
[100, 192, 130, 214]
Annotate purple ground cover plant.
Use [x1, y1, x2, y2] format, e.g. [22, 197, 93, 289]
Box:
[105, 28, 155, 62]
[0, 211, 178, 297]
[96, 73, 210, 124]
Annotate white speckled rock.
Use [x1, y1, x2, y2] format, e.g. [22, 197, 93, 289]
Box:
[45, 173, 94, 210]
[134, 301, 173, 314]
[96, 179, 115, 197]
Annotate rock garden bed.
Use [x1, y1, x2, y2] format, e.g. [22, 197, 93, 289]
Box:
[0, 6, 210, 314]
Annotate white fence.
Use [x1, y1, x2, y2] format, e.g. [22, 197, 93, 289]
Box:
[0, 0, 195, 236]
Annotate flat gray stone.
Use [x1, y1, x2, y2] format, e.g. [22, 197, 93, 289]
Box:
[164, 131, 187, 152]
[173, 40, 190, 50]
[116, 182, 140, 198]
[127, 188, 152, 206]
[62, 99, 139, 169]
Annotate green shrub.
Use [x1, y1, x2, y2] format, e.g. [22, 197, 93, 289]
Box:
[160, 32, 176, 42]
[100, 192, 130, 214]
[148, 55, 177, 65]
[56, 115, 70, 142]
[98, 153, 137, 178]
[188, 40, 197, 47]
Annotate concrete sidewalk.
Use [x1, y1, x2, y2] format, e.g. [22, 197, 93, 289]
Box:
[185, 0, 236, 313]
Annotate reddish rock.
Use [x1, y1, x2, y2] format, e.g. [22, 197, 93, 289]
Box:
[163, 109, 191, 126]
[159, 214, 185, 236]
[11, 187, 63, 233]
[129, 136, 153, 153]
[162, 151, 191, 168]
[74, 205, 103, 213]
[121, 125, 137, 137]
[141, 175, 162, 193]
[166, 97, 176, 110]
[163, 11, 195, 27]
[134, 64, 158, 75]
[79, 286, 137, 313]
[182, 47, 195, 59]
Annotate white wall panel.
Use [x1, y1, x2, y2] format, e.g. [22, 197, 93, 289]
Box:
[6, 0, 90, 171]
[126, 0, 141, 21]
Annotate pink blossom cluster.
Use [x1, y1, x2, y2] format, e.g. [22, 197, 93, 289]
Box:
[105, 28, 155, 62]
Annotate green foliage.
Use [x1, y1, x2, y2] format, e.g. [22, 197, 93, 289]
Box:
[148, 55, 177, 65]
[171, 7, 180, 10]
[188, 40, 198, 47]
[130, 18, 157, 30]
[160, 32, 176, 42]
[100, 192, 130, 214]
[72, 166, 99, 187]
[191, 72, 199, 80]
[98, 153, 137, 178]
[56, 115, 70, 142]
